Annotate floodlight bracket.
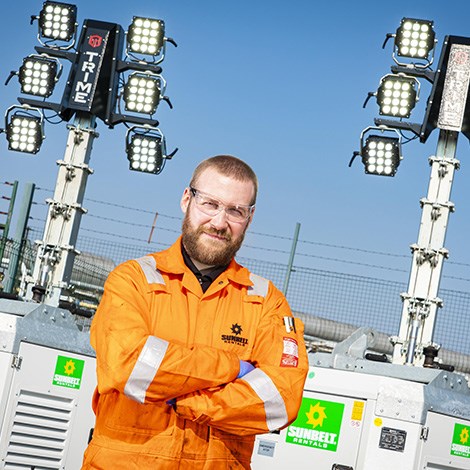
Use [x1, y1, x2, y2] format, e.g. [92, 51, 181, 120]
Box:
[18, 97, 63, 115]
[6, 104, 41, 115]
[392, 52, 435, 71]
[390, 65, 436, 84]
[107, 112, 159, 128]
[34, 45, 77, 63]
[373, 118, 422, 138]
[125, 123, 163, 140]
[116, 59, 162, 75]
[36, 33, 78, 52]
[361, 124, 402, 138]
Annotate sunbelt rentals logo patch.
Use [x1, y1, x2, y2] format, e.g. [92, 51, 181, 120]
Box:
[451, 423, 470, 458]
[286, 397, 344, 452]
[52, 355, 85, 390]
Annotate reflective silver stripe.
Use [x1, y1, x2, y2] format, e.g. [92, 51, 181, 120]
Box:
[248, 273, 269, 297]
[124, 335, 169, 403]
[242, 368, 288, 431]
[135, 256, 165, 285]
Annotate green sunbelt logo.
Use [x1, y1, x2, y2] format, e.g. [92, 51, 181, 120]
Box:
[286, 398, 344, 452]
[52, 355, 85, 390]
[451, 423, 470, 458]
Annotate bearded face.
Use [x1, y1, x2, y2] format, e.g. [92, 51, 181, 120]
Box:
[181, 207, 246, 266]
[180, 167, 255, 266]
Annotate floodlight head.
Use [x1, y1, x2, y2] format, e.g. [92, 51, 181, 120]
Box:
[18, 55, 59, 98]
[5, 107, 44, 155]
[123, 73, 163, 115]
[125, 126, 167, 175]
[376, 74, 419, 118]
[394, 18, 435, 67]
[127, 16, 165, 61]
[360, 128, 402, 177]
[38, 1, 77, 45]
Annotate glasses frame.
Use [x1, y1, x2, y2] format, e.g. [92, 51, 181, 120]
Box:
[189, 187, 255, 223]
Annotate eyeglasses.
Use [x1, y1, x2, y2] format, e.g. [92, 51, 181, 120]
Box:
[189, 187, 254, 223]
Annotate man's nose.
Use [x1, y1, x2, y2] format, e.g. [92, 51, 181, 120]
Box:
[209, 208, 229, 229]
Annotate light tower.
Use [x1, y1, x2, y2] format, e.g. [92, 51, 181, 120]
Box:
[2, 2, 177, 308]
[352, 19, 470, 367]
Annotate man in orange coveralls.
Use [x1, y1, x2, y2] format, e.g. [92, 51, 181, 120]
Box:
[81, 155, 308, 469]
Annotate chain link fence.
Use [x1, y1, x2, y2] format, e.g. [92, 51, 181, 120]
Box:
[2, 230, 470, 356]
[239, 259, 470, 355]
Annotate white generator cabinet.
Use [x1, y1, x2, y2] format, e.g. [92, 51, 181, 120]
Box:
[0, 298, 96, 470]
[252, 330, 470, 470]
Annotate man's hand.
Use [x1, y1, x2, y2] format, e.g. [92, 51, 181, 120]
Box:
[237, 360, 255, 378]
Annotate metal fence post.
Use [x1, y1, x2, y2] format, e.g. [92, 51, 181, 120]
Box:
[282, 222, 301, 296]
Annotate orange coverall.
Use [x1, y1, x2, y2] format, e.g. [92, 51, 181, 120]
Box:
[81, 237, 308, 469]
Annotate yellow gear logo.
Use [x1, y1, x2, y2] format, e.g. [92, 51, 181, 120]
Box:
[460, 427, 469, 444]
[305, 402, 327, 428]
[64, 359, 76, 376]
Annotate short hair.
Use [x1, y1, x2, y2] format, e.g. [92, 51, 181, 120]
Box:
[190, 155, 258, 204]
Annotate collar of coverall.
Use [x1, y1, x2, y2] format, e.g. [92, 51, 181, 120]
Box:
[181, 242, 228, 292]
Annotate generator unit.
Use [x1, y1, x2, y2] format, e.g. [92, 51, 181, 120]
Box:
[0, 298, 96, 469]
[252, 329, 470, 470]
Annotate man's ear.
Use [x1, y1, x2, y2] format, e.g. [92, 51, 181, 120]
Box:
[180, 187, 191, 214]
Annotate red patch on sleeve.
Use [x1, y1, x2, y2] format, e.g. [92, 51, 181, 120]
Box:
[280, 337, 299, 367]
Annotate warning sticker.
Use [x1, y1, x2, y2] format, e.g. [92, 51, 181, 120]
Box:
[451, 423, 470, 458]
[351, 401, 365, 422]
[286, 397, 345, 452]
[52, 355, 85, 390]
[280, 337, 299, 367]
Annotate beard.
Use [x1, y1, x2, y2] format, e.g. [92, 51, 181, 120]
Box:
[182, 211, 246, 266]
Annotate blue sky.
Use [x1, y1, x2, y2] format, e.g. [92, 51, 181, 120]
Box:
[2, 0, 470, 292]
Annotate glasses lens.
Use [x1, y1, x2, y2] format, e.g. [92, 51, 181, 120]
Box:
[225, 207, 249, 222]
[191, 189, 250, 222]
